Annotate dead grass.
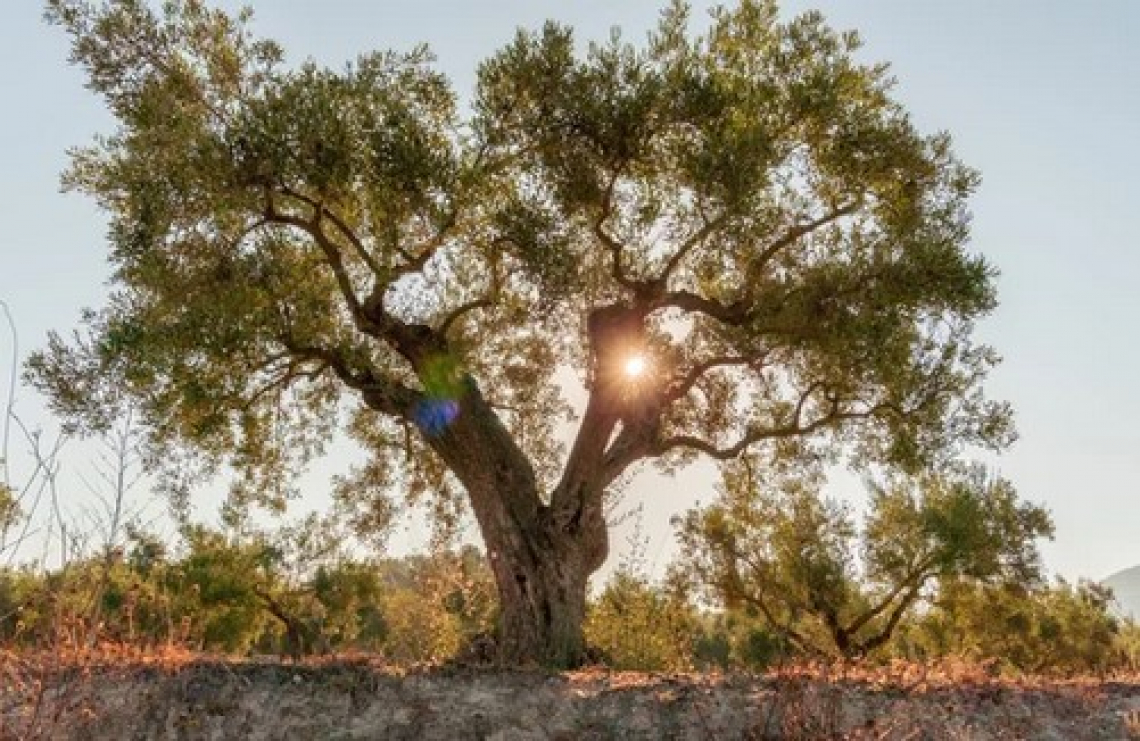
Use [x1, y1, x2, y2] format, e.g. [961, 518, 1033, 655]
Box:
[2, 645, 1138, 740]
[0, 625, 194, 740]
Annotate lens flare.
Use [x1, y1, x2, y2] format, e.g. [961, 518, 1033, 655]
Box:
[413, 399, 460, 436]
[624, 356, 647, 378]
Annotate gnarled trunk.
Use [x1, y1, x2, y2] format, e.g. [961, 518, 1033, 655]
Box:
[419, 379, 609, 668]
[486, 517, 595, 667]
[379, 306, 640, 667]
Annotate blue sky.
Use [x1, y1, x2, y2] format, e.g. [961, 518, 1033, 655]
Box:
[2, 1, 1138, 582]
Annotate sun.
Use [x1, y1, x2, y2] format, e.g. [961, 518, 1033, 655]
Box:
[624, 356, 647, 378]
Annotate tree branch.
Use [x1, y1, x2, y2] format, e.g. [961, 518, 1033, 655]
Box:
[845, 554, 940, 638]
[229, 215, 273, 252]
[263, 197, 375, 335]
[599, 417, 657, 487]
[727, 545, 814, 653]
[388, 210, 458, 280]
[647, 203, 862, 327]
[751, 201, 861, 275]
[275, 336, 419, 418]
[242, 357, 329, 410]
[279, 187, 385, 279]
[656, 387, 892, 461]
[594, 166, 641, 293]
[438, 297, 493, 337]
[655, 290, 750, 325]
[657, 211, 729, 284]
[265, 197, 453, 372]
[598, 354, 769, 484]
[663, 353, 767, 404]
[853, 586, 927, 656]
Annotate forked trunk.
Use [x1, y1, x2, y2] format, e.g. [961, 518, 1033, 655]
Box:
[418, 381, 608, 668]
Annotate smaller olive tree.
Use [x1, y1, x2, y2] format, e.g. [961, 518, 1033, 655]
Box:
[676, 462, 1053, 658]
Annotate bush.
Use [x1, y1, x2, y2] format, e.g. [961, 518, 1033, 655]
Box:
[586, 570, 697, 671]
[895, 578, 1122, 675]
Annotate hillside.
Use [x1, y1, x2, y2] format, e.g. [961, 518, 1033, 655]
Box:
[1105, 565, 1140, 619]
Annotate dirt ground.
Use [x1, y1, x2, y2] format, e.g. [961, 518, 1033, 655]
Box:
[2, 656, 1139, 739]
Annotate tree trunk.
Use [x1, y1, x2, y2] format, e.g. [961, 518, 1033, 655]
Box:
[418, 378, 609, 668]
[486, 516, 594, 667]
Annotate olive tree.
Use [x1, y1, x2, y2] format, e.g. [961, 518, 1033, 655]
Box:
[32, 0, 1011, 666]
[676, 463, 1052, 658]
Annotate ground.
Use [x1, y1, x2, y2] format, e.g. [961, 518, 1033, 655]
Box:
[2, 653, 1138, 739]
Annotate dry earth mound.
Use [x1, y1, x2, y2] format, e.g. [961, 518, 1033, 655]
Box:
[3, 657, 1138, 739]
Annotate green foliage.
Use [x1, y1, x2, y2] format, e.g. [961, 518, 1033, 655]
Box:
[0, 480, 18, 543]
[1, 512, 1133, 677]
[1114, 620, 1140, 674]
[31, 0, 1011, 514]
[676, 462, 1053, 658]
[168, 526, 274, 652]
[0, 516, 498, 665]
[0, 567, 41, 640]
[585, 570, 697, 671]
[307, 560, 387, 649]
[374, 546, 496, 663]
[688, 609, 791, 672]
[895, 579, 1124, 675]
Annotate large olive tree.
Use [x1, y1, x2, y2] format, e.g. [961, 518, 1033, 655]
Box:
[32, 0, 1011, 666]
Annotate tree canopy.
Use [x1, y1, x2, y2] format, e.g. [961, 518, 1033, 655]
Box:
[676, 463, 1052, 657]
[32, 0, 1013, 665]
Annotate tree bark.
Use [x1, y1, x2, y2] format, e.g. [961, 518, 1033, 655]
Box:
[360, 303, 640, 667]
[413, 377, 608, 667]
[487, 513, 596, 667]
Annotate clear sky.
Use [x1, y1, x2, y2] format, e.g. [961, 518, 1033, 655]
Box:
[1, 1, 1137, 582]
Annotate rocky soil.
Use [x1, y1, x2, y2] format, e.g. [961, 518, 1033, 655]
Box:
[2, 657, 1139, 739]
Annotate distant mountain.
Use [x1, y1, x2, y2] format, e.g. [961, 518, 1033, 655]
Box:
[1102, 565, 1140, 620]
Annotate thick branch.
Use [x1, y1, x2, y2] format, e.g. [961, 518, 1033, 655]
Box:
[599, 411, 661, 487]
[253, 586, 315, 659]
[853, 586, 926, 656]
[845, 554, 939, 638]
[656, 290, 750, 325]
[265, 195, 455, 374]
[599, 428, 644, 487]
[551, 392, 621, 516]
[418, 377, 545, 535]
[598, 355, 766, 485]
[276, 336, 419, 418]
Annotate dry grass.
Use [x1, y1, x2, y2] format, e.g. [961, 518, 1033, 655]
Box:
[0, 620, 194, 740]
[2, 643, 1138, 739]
